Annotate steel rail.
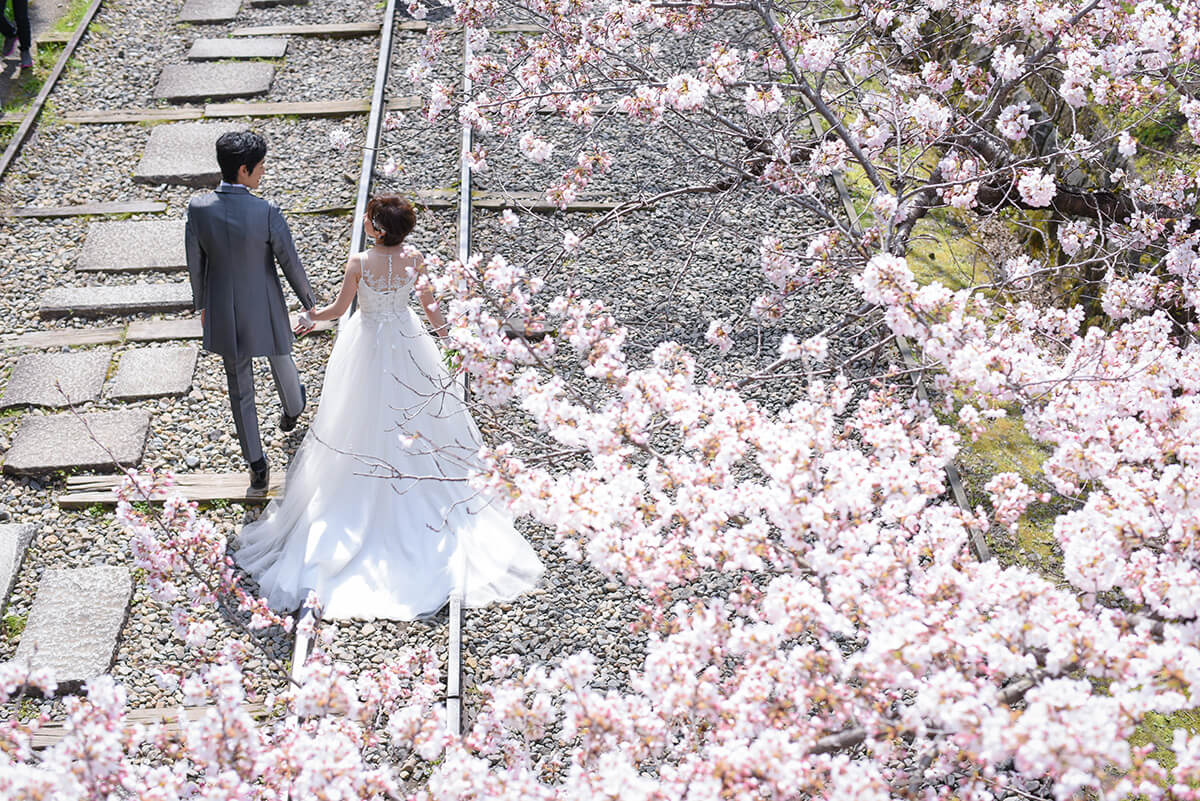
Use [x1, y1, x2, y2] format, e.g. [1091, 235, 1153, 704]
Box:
[350, 0, 401, 256]
[290, 0, 402, 686]
[0, 0, 105, 182]
[803, 105, 991, 561]
[446, 19, 477, 737]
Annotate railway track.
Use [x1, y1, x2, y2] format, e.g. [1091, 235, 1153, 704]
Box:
[288, 0, 471, 736]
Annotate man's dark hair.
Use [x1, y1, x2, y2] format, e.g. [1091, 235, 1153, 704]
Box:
[215, 130, 267, 183]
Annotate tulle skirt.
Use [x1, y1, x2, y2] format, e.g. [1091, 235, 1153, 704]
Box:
[234, 305, 544, 620]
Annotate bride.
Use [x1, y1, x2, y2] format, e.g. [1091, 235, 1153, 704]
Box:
[234, 194, 544, 621]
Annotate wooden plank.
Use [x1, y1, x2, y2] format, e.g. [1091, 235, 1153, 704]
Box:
[37, 30, 73, 44]
[0, 112, 22, 125]
[295, 191, 624, 214]
[59, 472, 286, 508]
[479, 24, 542, 33]
[31, 703, 267, 749]
[230, 22, 382, 37]
[0, 201, 168, 218]
[0, 0, 105, 182]
[62, 108, 205, 124]
[205, 98, 370, 118]
[1, 326, 126, 349]
[124, 314, 329, 342]
[473, 192, 625, 212]
[125, 318, 202, 342]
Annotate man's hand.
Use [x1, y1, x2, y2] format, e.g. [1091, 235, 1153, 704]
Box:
[200, 309, 205, 326]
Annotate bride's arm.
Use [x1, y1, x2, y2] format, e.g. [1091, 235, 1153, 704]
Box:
[418, 283, 449, 339]
[306, 256, 361, 324]
[412, 253, 449, 339]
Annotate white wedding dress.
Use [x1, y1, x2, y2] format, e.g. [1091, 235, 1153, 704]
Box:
[235, 251, 544, 620]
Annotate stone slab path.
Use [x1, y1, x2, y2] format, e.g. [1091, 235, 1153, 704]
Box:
[14, 566, 133, 693]
[3, 409, 152, 475]
[0, 524, 36, 615]
[108, 346, 198, 401]
[39, 283, 193, 319]
[60, 471, 284, 507]
[187, 37, 288, 60]
[77, 220, 186, 273]
[154, 63, 275, 103]
[133, 121, 243, 188]
[0, 350, 111, 408]
[178, 0, 241, 23]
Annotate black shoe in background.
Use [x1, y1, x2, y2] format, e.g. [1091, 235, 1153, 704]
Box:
[280, 385, 307, 432]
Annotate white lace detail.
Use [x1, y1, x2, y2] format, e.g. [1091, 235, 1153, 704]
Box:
[358, 250, 417, 321]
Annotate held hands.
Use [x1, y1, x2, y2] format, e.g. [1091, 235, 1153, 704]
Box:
[294, 309, 316, 336]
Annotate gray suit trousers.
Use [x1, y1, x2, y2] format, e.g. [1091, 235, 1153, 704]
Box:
[223, 353, 304, 465]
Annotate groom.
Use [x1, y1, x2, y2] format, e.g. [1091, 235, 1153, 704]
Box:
[185, 130, 317, 491]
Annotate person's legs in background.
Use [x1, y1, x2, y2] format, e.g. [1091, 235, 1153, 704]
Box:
[0, 0, 32, 68]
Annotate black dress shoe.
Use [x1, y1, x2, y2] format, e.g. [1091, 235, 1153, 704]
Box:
[280, 385, 307, 432]
[249, 458, 270, 492]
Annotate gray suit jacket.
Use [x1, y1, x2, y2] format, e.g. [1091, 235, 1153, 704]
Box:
[185, 184, 316, 359]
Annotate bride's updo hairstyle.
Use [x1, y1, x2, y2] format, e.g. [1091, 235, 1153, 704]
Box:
[366, 194, 416, 246]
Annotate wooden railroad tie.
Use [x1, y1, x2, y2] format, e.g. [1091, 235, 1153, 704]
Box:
[59, 472, 286, 508]
[29, 703, 268, 749]
[229, 21, 427, 37]
[4, 314, 329, 351]
[299, 190, 631, 214]
[60, 97, 422, 124]
[0, 201, 168, 218]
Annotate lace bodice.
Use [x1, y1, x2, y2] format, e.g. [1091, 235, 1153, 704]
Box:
[358, 275, 414, 319]
[357, 250, 418, 321]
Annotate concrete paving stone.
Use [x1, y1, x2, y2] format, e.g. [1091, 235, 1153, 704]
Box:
[77, 220, 186, 273]
[0, 524, 36, 615]
[39, 283, 194, 319]
[154, 63, 275, 103]
[3, 409, 152, 475]
[133, 121, 244, 188]
[14, 566, 132, 693]
[178, 0, 241, 23]
[0, 350, 111, 408]
[187, 37, 287, 60]
[108, 346, 199, 401]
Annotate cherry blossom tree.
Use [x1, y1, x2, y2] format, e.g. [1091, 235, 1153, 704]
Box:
[406, 0, 1200, 797]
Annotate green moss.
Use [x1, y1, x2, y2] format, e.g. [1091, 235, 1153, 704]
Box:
[1131, 709, 1200, 774]
[907, 226, 979, 291]
[2, 613, 26, 641]
[50, 0, 98, 35]
[949, 409, 1066, 572]
[969, 415, 1048, 482]
[1013, 507, 1060, 571]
